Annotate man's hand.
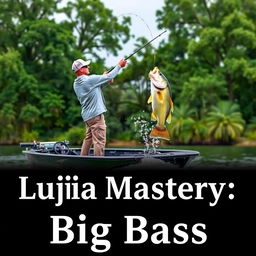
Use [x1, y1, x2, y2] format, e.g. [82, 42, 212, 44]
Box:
[103, 71, 114, 84]
[118, 59, 127, 68]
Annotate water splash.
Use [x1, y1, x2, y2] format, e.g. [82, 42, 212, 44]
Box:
[132, 115, 160, 156]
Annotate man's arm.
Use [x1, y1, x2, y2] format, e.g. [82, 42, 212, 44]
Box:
[88, 59, 127, 88]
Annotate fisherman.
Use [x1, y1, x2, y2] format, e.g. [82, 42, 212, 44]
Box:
[72, 58, 127, 156]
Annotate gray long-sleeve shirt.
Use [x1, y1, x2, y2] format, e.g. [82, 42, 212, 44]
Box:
[73, 65, 121, 122]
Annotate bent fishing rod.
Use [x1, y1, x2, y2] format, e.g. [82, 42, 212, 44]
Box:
[107, 30, 167, 72]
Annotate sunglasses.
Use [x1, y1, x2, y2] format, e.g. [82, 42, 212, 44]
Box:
[82, 65, 90, 68]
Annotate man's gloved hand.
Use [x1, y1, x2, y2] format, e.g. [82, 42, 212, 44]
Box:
[118, 59, 127, 68]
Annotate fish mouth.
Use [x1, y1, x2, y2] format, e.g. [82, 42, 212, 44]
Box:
[153, 82, 165, 90]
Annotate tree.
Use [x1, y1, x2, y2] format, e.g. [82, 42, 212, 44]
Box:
[156, 0, 256, 121]
[0, 103, 16, 143]
[180, 71, 227, 118]
[206, 101, 245, 144]
[40, 91, 65, 128]
[0, 0, 132, 143]
[0, 49, 39, 143]
[0, 0, 61, 51]
[60, 0, 131, 62]
[19, 104, 41, 130]
[168, 104, 198, 144]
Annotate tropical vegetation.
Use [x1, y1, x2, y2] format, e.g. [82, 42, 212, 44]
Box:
[0, 0, 255, 145]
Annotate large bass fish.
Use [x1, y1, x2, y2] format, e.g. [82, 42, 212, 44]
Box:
[147, 66, 174, 140]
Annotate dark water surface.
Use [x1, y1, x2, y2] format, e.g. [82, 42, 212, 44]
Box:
[0, 145, 255, 169]
[1, 145, 255, 254]
[178, 145, 256, 169]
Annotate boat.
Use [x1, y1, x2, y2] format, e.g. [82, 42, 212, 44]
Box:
[20, 141, 200, 169]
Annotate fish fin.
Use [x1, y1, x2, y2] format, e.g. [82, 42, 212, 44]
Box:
[166, 111, 172, 124]
[150, 127, 170, 141]
[151, 112, 157, 121]
[169, 98, 174, 112]
[147, 95, 152, 104]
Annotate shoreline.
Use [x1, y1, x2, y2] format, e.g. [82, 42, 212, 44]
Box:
[234, 141, 256, 147]
[1, 139, 256, 147]
[106, 139, 256, 147]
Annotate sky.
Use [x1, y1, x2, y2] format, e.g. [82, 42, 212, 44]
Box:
[56, 0, 166, 67]
[100, 0, 166, 66]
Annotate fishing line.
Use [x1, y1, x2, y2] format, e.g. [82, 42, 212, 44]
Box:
[118, 12, 157, 67]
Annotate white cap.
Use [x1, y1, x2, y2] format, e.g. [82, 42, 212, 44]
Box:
[72, 59, 91, 72]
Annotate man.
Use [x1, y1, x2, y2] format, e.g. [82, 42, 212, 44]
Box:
[72, 58, 127, 156]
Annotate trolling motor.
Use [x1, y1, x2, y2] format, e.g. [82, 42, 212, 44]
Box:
[20, 140, 70, 155]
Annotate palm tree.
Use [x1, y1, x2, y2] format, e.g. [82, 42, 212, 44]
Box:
[206, 101, 245, 144]
[169, 104, 197, 144]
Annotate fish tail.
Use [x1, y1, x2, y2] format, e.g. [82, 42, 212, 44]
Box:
[150, 127, 170, 141]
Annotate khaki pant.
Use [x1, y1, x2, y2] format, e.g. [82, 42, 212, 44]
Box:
[80, 114, 106, 156]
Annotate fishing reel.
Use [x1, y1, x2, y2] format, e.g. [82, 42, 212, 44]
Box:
[20, 140, 70, 155]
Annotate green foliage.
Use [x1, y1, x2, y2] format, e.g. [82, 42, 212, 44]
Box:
[40, 91, 65, 127]
[0, 103, 15, 143]
[65, 127, 85, 145]
[21, 129, 39, 142]
[19, 104, 40, 123]
[105, 113, 123, 141]
[0, 0, 61, 51]
[168, 104, 198, 144]
[180, 72, 227, 118]
[246, 117, 256, 132]
[206, 101, 245, 143]
[0, 0, 255, 146]
[245, 117, 256, 140]
[246, 131, 256, 140]
[114, 130, 133, 141]
[156, 0, 256, 121]
[53, 126, 85, 145]
[0, 0, 131, 144]
[60, 0, 131, 60]
[65, 104, 83, 126]
[0, 49, 40, 141]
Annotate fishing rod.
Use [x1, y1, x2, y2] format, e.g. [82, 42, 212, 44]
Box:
[107, 30, 167, 72]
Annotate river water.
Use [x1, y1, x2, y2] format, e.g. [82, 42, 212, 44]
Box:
[0, 145, 255, 170]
